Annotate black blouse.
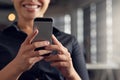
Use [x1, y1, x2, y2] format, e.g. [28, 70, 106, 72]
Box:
[0, 22, 89, 80]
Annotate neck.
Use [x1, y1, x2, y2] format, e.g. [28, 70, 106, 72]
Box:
[17, 18, 34, 35]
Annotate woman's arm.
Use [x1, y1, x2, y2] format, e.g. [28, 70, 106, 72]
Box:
[0, 60, 23, 80]
[64, 68, 81, 80]
[71, 36, 89, 80]
[0, 29, 51, 80]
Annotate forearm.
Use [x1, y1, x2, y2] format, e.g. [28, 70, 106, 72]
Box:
[0, 61, 23, 80]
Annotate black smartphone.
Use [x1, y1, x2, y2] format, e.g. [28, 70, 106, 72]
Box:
[32, 18, 53, 44]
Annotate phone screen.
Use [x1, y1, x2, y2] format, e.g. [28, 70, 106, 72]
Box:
[32, 18, 53, 44]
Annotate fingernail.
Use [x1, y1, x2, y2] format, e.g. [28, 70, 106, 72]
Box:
[45, 41, 50, 45]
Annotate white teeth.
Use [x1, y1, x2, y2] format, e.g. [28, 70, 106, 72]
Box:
[24, 5, 38, 9]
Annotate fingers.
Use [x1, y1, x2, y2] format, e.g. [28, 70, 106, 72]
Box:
[24, 29, 39, 44]
[44, 53, 72, 70]
[21, 40, 50, 55]
[21, 28, 50, 54]
[46, 35, 68, 54]
[30, 41, 50, 51]
[45, 35, 73, 70]
[30, 50, 52, 57]
[45, 53, 71, 62]
[19, 29, 52, 60]
[52, 35, 63, 47]
[45, 45, 68, 55]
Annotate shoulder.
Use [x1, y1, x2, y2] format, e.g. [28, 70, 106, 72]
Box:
[0, 31, 9, 43]
[0, 30, 13, 50]
[0, 23, 21, 48]
[0, 24, 17, 43]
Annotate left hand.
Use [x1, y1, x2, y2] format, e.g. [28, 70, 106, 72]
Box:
[44, 35, 77, 78]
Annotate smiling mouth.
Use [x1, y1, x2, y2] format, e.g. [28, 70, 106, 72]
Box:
[23, 4, 41, 9]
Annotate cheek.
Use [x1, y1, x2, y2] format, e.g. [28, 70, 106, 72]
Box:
[47, 0, 50, 4]
[41, 0, 50, 4]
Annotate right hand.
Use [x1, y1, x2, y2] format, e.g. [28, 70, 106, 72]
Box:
[12, 29, 51, 72]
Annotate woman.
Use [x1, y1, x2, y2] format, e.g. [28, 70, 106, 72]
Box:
[0, 0, 89, 80]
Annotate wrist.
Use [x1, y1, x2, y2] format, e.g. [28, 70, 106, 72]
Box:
[65, 69, 81, 80]
[11, 59, 26, 73]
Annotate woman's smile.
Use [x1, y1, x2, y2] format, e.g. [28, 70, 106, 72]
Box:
[22, 2, 42, 12]
[23, 5, 40, 9]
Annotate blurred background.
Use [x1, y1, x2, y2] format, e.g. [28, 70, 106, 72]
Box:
[0, 0, 120, 80]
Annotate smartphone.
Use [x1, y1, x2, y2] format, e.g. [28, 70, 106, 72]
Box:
[32, 18, 53, 44]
